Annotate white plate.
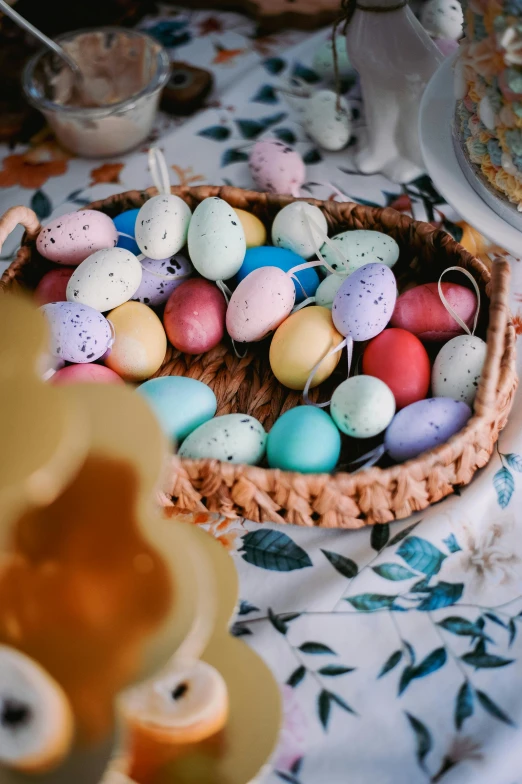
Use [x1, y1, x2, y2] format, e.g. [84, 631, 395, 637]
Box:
[419, 55, 522, 258]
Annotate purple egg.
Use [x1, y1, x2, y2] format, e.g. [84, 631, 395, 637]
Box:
[332, 263, 397, 341]
[133, 253, 192, 306]
[384, 397, 472, 462]
[41, 301, 112, 364]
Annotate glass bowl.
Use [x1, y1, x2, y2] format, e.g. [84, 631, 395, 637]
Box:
[23, 27, 170, 158]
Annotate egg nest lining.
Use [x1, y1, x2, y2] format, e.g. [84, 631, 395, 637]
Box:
[1, 185, 517, 528]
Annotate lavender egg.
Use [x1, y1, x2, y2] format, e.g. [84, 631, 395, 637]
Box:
[384, 397, 472, 462]
[133, 253, 192, 306]
[41, 302, 112, 364]
[332, 262, 397, 341]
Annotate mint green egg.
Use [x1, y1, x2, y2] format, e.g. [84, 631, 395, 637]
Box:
[267, 406, 341, 473]
[321, 230, 399, 276]
[179, 414, 266, 465]
[137, 376, 217, 443]
[315, 273, 347, 309]
[331, 376, 395, 438]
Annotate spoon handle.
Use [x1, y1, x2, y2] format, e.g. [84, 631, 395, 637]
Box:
[0, 0, 82, 82]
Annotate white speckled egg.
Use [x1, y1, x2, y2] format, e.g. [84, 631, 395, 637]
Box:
[133, 253, 192, 306]
[303, 90, 351, 152]
[40, 302, 112, 363]
[179, 414, 267, 465]
[315, 273, 347, 309]
[36, 210, 118, 266]
[312, 36, 354, 82]
[66, 247, 142, 312]
[271, 202, 328, 259]
[331, 375, 396, 438]
[188, 197, 246, 281]
[321, 230, 399, 275]
[432, 334, 487, 406]
[135, 195, 192, 260]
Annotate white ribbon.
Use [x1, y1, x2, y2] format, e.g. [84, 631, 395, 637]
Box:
[217, 279, 247, 359]
[148, 146, 171, 196]
[437, 266, 481, 337]
[303, 335, 353, 408]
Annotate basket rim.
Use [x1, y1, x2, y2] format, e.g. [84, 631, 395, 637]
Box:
[0, 184, 517, 503]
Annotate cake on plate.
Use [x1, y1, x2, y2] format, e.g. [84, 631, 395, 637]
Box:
[454, 0, 522, 224]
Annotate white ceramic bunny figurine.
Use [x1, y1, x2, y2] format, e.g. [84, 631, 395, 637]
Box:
[345, 0, 444, 183]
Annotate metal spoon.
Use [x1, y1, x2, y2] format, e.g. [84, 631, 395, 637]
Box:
[0, 0, 84, 93]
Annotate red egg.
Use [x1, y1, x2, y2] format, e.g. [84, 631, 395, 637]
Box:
[163, 278, 226, 354]
[35, 268, 74, 306]
[391, 282, 477, 342]
[362, 328, 431, 410]
[51, 364, 124, 385]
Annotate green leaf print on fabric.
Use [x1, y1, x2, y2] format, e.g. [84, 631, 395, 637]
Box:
[505, 453, 522, 472]
[438, 617, 491, 639]
[455, 681, 474, 730]
[378, 650, 403, 678]
[31, 190, 52, 220]
[371, 523, 390, 551]
[287, 666, 306, 687]
[239, 530, 313, 571]
[299, 642, 336, 655]
[476, 690, 515, 726]
[397, 536, 446, 575]
[263, 57, 286, 75]
[251, 84, 279, 104]
[321, 550, 358, 578]
[461, 651, 514, 669]
[405, 713, 432, 770]
[198, 125, 231, 141]
[345, 594, 397, 611]
[318, 665, 355, 676]
[493, 466, 515, 508]
[235, 112, 287, 139]
[221, 148, 249, 166]
[372, 563, 416, 581]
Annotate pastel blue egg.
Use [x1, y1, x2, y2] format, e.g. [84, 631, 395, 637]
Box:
[137, 376, 217, 443]
[236, 246, 319, 303]
[114, 209, 141, 255]
[267, 406, 341, 473]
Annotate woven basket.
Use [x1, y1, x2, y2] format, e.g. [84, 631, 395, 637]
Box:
[0, 186, 517, 529]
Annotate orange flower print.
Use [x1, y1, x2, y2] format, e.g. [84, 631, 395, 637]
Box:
[0, 142, 68, 189]
[212, 44, 247, 66]
[90, 163, 124, 185]
[171, 164, 206, 187]
[162, 508, 243, 553]
[512, 310, 522, 337]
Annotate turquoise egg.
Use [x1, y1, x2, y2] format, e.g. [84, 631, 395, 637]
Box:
[114, 209, 141, 255]
[236, 246, 319, 303]
[137, 376, 217, 443]
[267, 406, 341, 473]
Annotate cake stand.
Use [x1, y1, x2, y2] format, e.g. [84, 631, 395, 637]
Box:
[419, 55, 522, 258]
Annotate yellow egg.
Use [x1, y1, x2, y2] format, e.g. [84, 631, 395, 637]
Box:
[269, 306, 343, 390]
[105, 301, 167, 382]
[234, 209, 267, 248]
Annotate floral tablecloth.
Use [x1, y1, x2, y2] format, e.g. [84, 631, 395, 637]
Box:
[2, 8, 522, 783]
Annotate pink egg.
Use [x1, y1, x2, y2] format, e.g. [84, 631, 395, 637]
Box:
[249, 139, 306, 197]
[35, 267, 74, 306]
[50, 363, 124, 385]
[391, 282, 477, 342]
[163, 278, 226, 354]
[227, 267, 295, 343]
[36, 210, 118, 266]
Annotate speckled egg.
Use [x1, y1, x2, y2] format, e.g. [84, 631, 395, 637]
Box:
[66, 247, 142, 312]
[135, 195, 192, 260]
[362, 328, 431, 410]
[35, 267, 74, 306]
[331, 376, 396, 438]
[384, 398, 472, 462]
[270, 305, 343, 390]
[267, 406, 341, 473]
[188, 197, 246, 281]
[36, 210, 118, 266]
[114, 208, 141, 255]
[391, 282, 477, 341]
[105, 301, 167, 381]
[236, 246, 319, 303]
[315, 273, 347, 309]
[179, 414, 267, 465]
[332, 263, 397, 341]
[249, 139, 306, 197]
[137, 376, 217, 443]
[227, 266, 296, 343]
[271, 202, 328, 259]
[303, 90, 351, 152]
[432, 335, 487, 406]
[133, 253, 192, 306]
[51, 364, 124, 385]
[234, 209, 267, 248]
[163, 278, 226, 354]
[41, 302, 113, 363]
[321, 230, 400, 275]
[312, 36, 354, 82]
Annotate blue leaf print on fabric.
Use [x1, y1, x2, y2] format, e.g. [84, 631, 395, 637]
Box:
[455, 681, 474, 730]
[287, 666, 306, 687]
[461, 651, 514, 669]
[378, 650, 403, 678]
[303, 148, 323, 165]
[372, 563, 416, 581]
[417, 582, 464, 611]
[476, 690, 515, 725]
[291, 62, 320, 84]
[399, 649, 447, 695]
[273, 127, 297, 145]
[389, 521, 422, 546]
[146, 20, 191, 48]
[251, 84, 279, 104]
[238, 600, 259, 615]
[371, 523, 390, 551]
[505, 453, 522, 472]
[345, 594, 396, 611]
[239, 529, 312, 571]
[438, 616, 491, 640]
[264, 57, 286, 75]
[221, 148, 249, 167]
[318, 665, 355, 676]
[235, 112, 287, 139]
[321, 549, 358, 578]
[494, 466, 514, 508]
[405, 712, 432, 770]
[299, 642, 336, 655]
[198, 125, 231, 141]
[443, 533, 461, 553]
[31, 190, 52, 220]
[397, 537, 446, 575]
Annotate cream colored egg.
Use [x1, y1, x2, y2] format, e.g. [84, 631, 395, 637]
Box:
[331, 376, 396, 438]
[269, 305, 343, 390]
[135, 194, 192, 260]
[432, 335, 487, 406]
[271, 202, 328, 259]
[234, 209, 267, 248]
[303, 90, 351, 152]
[66, 247, 142, 312]
[105, 301, 166, 382]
